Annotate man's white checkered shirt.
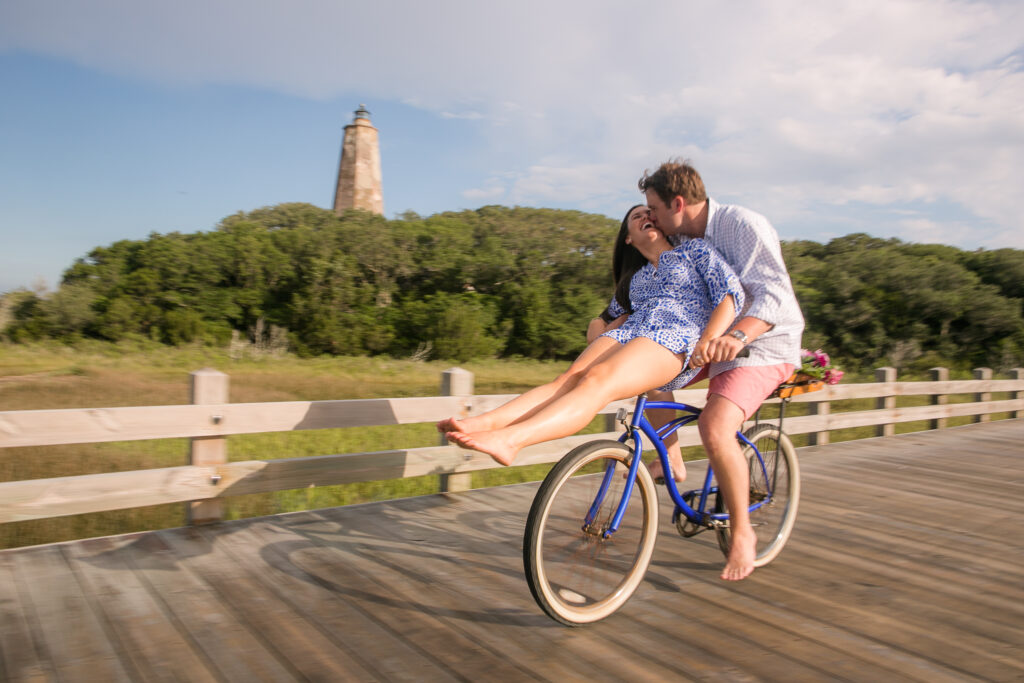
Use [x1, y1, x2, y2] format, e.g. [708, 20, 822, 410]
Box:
[674, 198, 805, 376]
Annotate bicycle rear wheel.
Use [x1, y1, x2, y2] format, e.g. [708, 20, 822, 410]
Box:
[715, 425, 800, 566]
[523, 440, 659, 625]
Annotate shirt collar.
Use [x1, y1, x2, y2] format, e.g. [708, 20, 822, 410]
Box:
[703, 198, 720, 241]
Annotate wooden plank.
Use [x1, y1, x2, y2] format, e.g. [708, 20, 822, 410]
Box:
[799, 464, 1023, 548]
[763, 402, 1024, 435]
[627, 467, 947, 682]
[0, 394, 640, 448]
[793, 513, 1024, 632]
[9, 546, 134, 681]
[771, 539, 1023, 679]
[781, 438, 1024, 680]
[311, 493, 725, 683]
[0, 465, 215, 523]
[258, 510, 545, 682]
[154, 526, 380, 681]
[0, 420, 1020, 681]
[788, 379, 1024, 402]
[2, 378, 1017, 450]
[60, 536, 219, 682]
[0, 553, 54, 682]
[0, 430, 656, 523]
[0, 379, 1019, 451]
[195, 518, 461, 682]
[392, 484, 835, 681]
[324, 490, 694, 682]
[115, 531, 299, 681]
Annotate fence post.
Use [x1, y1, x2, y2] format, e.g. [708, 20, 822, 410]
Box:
[929, 367, 949, 430]
[439, 367, 474, 493]
[875, 367, 897, 437]
[188, 368, 229, 525]
[807, 397, 830, 446]
[973, 367, 992, 423]
[1012, 369, 1024, 419]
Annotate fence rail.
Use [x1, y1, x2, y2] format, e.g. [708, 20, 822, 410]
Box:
[1, 366, 1021, 525]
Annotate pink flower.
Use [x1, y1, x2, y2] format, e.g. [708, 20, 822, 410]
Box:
[813, 349, 830, 367]
[824, 369, 844, 385]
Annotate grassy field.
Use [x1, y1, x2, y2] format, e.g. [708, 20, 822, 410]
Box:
[0, 340, 1014, 549]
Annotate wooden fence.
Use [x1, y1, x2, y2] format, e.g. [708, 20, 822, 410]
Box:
[1, 366, 1021, 525]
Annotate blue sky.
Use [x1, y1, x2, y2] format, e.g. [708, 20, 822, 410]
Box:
[2, 0, 1023, 293]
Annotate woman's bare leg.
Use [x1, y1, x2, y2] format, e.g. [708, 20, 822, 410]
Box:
[450, 338, 684, 465]
[437, 337, 621, 434]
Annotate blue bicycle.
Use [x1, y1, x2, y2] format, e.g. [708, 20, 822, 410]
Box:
[523, 379, 809, 625]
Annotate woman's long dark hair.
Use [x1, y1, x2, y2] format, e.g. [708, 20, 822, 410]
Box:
[612, 205, 649, 315]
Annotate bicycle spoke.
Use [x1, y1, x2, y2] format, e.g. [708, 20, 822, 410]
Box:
[524, 441, 658, 625]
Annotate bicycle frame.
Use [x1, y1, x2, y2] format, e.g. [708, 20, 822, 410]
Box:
[599, 394, 772, 537]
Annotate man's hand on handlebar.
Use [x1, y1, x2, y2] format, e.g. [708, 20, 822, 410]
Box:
[689, 334, 748, 368]
[705, 333, 746, 363]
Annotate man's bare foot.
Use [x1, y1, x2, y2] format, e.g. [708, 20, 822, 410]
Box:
[721, 525, 757, 581]
[647, 458, 686, 483]
[447, 430, 519, 466]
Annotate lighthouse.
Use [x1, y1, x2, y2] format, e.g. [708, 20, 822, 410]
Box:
[333, 105, 383, 215]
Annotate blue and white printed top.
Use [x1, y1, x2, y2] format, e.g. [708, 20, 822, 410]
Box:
[601, 238, 744, 390]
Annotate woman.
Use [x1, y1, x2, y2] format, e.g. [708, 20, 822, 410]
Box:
[439, 205, 744, 466]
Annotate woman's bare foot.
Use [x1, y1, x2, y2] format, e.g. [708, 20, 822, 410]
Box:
[447, 430, 519, 466]
[437, 415, 494, 434]
[436, 417, 465, 434]
[721, 525, 757, 581]
[647, 458, 686, 483]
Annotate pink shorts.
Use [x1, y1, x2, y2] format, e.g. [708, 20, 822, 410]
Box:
[707, 364, 795, 419]
[679, 363, 795, 419]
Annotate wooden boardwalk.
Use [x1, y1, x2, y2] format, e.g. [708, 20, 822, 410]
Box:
[1, 420, 1022, 682]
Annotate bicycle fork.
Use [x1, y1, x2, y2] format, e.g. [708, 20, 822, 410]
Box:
[583, 404, 647, 539]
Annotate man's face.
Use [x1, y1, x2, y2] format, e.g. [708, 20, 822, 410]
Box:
[645, 189, 681, 235]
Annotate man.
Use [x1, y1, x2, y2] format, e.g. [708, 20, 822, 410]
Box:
[640, 159, 804, 580]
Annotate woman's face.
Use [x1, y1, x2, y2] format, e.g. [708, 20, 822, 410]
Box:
[625, 206, 660, 245]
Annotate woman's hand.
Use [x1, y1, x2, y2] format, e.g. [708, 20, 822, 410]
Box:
[689, 338, 711, 368]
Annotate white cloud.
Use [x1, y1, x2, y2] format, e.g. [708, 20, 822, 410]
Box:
[462, 184, 505, 201]
[1, 0, 1023, 247]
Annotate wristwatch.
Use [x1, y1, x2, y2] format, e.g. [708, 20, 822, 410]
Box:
[728, 329, 748, 344]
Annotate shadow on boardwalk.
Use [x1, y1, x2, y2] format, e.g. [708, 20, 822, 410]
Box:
[1, 420, 1022, 681]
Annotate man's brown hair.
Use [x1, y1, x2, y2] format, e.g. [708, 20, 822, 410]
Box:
[638, 159, 707, 206]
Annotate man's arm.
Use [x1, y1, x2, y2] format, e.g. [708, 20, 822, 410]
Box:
[709, 209, 795, 361]
[702, 316, 773, 363]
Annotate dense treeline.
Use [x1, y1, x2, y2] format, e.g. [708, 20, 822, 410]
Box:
[2, 203, 1022, 371]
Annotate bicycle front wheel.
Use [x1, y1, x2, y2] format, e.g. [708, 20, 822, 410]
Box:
[523, 440, 659, 625]
[715, 425, 800, 566]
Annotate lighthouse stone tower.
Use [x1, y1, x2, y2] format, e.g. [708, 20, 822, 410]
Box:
[333, 105, 383, 216]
